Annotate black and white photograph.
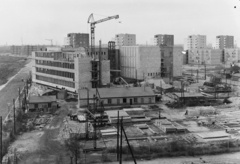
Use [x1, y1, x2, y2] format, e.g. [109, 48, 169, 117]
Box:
[0, 0, 240, 163]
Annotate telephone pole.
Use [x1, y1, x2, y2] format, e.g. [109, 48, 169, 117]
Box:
[13, 98, 16, 135]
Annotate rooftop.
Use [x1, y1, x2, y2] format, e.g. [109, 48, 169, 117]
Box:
[174, 92, 204, 98]
[28, 96, 56, 103]
[79, 87, 155, 99]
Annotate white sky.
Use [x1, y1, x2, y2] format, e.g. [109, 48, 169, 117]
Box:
[0, 0, 239, 46]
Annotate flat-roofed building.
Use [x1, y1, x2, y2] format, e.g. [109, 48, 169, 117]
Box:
[32, 47, 110, 92]
[188, 49, 223, 65]
[216, 35, 234, 49]
[67, 33, 89, 48]
[154, 34, 174, 46]
[115, 34, 136, 46]
[185, 35, 206, 50]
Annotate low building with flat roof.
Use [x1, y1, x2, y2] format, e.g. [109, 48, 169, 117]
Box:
[78, 87, 155, 108]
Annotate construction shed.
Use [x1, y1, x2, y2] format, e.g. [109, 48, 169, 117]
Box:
[78, 87, 156, 108]
[156, 84, 173, 93]
[173, 92, 206, 106]
[28, 95, 57, 112]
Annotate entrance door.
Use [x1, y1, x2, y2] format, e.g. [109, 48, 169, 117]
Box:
[130, 99, 132, 105]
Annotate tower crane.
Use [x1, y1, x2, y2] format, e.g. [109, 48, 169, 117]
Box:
[87, 13, 119, 57]
[45, 39, 53, 46]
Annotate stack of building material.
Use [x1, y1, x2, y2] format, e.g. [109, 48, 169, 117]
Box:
[123, 108, 145, 115]
[134, 124, 149, 129]
[172, 122, 187, 133]
[105, 110, 131, 123]
[100, 128, 117, 137]
[196, 131, 231, 142]
[154, 119, 176, 133]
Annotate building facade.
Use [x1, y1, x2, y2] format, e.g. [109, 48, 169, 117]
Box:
[160, 46, 183, 78]
[32, 48, 110, 92]
[216, 35, 234, 49]
[223, 48, 238, 64]
[78, 87, 156, 108]
[154, 34, 174, 46]
[108, 41, 121, 80]
[187, 49, 223, 65]
[185, 35, 206, 50]
[115, 34, 136, 46]
[10, 45, 50, 56]
[67, 33, 89, 48]
[120, 46, 161, 80]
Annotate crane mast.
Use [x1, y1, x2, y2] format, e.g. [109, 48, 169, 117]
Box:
[87, 13, 119, 57]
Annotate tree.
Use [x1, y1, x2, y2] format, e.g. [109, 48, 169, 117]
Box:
[65, 136, 82, 164]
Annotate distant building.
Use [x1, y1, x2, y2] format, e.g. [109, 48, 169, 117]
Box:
[223, 48, 238, 64]
[10, 45, 51, 56]
[67, 33, 89, 48]
[78, 87, 156, 108]
[120, 46, 161, 80]
[32, 48, 110, 92]
[154, 34, 174, 46]
[115, 34, 136, 46]
[185, 35, 206, 50]
[216, 35, 234, 49]
[187, 49, 223, 65]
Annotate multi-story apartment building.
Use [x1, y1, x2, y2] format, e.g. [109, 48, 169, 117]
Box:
[185, 35, 206, 50]
[216, 35, 234, 49]
[154, 34, 174, 46]
[120, 46, 161, 80]
[187, 49, 223, 65]
[115, 34, 136, 46]
[32, 48, 110, 92]
[223, 48, 238, 64]
[67, 33, 89, 48]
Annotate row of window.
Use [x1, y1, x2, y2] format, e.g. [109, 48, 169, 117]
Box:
[36, 75, 75, 88]
[36, 67, 75, 80]
[36, 60, 75, 69]
[36, 52, 61, 58]
[106, 97, 152, 104]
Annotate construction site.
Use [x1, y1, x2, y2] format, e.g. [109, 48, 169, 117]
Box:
[1, 12, 240, 164]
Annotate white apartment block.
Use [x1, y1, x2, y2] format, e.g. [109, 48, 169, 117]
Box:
[115, 34, 136, 46]
[185, 35, 206, 50]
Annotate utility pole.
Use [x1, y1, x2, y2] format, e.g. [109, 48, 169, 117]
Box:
[0, 116, 2, 164]
[204, 62, 206, 80]
[117, 110, 119, 161]
[119, 117, 123, 164]
[18, 87, 21, 109]
[13, 98, 16, 135]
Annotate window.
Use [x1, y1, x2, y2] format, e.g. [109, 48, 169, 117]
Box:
[123, 98, 127, 103]
[108, 99, 112, 104]
[149, 98, 152, 103]
[117, 99, 120, 104]
[134, 98, 138, 103]
[141, 98, 144, 103]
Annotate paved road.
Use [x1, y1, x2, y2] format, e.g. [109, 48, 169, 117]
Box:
[0, 60, 32, 119]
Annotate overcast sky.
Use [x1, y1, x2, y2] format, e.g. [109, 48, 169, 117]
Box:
[0, 0, 239, 46]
